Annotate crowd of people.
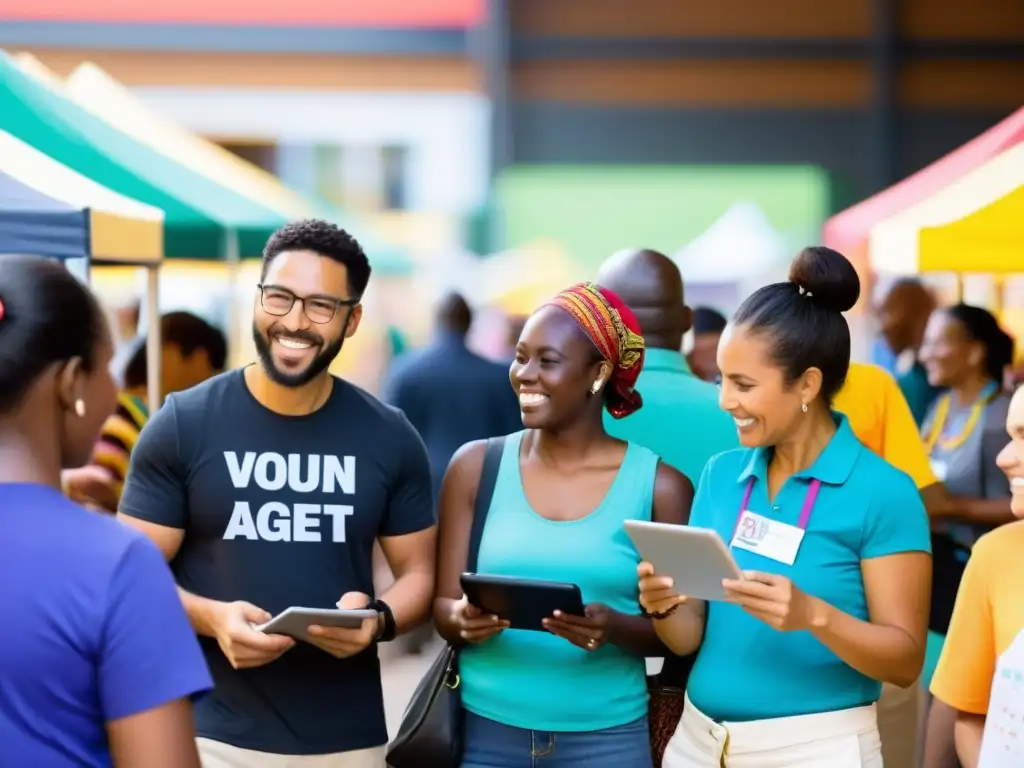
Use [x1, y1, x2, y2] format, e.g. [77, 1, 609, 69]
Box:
[1, 218, 1021, 768]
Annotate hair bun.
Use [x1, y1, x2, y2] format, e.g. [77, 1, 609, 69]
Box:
[788, 246, 860, 314]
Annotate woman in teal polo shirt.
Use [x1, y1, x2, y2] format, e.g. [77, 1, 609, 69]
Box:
[640, 247, 932, 767]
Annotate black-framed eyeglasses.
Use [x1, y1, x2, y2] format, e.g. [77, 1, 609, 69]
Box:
[257, 284, 359, 325]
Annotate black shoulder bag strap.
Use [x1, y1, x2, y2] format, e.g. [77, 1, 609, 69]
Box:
[465, 436, 506, 573]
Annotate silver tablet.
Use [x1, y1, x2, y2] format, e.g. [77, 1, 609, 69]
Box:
[624, 520, 744, 602]
[254, 607, 378, 641]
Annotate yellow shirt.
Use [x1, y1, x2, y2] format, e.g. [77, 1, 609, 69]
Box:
[930, 521, 1024, 714]
[834, 362, 938, 489]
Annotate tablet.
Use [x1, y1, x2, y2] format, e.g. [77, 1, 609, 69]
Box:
[624, 520, 744, 602]
[254, 607, 378, 641]
[460, 573, 585, 632]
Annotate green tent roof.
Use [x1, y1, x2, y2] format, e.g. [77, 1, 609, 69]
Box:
[0, 50, 285, 259]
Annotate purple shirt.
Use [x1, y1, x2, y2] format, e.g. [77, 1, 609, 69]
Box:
[0, 484, 212, 767]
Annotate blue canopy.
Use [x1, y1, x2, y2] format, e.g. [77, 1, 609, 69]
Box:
[0, 170, 89, 259]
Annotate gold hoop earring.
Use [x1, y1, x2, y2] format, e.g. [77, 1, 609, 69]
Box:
[801, 402, 809, 413]
[74, 399, 86, 418]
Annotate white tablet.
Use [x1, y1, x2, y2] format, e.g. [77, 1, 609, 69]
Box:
[624, 520, 744, 602]
[254, 607, 378, 641]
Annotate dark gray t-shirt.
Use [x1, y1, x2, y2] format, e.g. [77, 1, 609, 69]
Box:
[120, 369, 434, 755]
[925, 390, 1011, 546]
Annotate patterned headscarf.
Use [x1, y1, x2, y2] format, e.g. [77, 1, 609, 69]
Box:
[546, 282, 646, 419]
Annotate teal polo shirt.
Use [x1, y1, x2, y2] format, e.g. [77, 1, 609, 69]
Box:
[687, 414, 931, 721]
[604, 349, 738, 483]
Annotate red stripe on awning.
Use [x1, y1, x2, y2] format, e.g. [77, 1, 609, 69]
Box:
[0, 0, 482, 28]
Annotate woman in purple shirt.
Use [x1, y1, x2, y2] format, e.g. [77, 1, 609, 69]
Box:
[0, 256, 212, 767]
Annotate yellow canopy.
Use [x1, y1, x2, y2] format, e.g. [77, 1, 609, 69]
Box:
[918, 187, 1024, 273]
[476, 240, 582, 316]
[0, 128, 164, 264]
[63, 62, 311, 218]
[869, 142, 1024, 275]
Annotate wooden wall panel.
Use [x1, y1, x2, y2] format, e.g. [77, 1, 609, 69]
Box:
[24, 49, 480, 91]
[899, 60, 1024, 108]
[900, 0, 1024, 40]
[513, 0, 871, 39]
[513, 60, 870, 107]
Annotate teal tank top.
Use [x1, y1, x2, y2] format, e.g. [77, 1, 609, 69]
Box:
[459, 431, 660, 732]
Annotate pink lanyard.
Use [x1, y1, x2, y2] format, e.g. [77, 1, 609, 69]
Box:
[731, 477, 822, 540]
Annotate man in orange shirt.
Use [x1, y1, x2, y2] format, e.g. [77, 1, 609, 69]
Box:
[930, 386, 1024, 768]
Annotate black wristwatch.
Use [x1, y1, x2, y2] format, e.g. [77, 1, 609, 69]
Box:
[364, 598, 397, 642]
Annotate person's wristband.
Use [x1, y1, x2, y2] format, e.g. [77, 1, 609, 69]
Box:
[364, 599, 397, 642]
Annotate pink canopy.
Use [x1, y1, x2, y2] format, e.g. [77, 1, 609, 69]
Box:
[823, 106, 1024, 254]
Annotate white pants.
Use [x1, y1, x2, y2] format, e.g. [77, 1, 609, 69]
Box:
[197, 738, 386, 768]
[662, 695, 883, 767]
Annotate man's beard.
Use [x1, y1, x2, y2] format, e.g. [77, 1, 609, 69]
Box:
[252, 322, 346, 388]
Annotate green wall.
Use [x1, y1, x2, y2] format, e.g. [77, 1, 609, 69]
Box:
[493, 165, 832, 268]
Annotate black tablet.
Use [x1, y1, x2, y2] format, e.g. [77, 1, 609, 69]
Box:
[460, 572, 585, 632]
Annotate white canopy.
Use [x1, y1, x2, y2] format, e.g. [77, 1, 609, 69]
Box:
[674, 201, 789, 284]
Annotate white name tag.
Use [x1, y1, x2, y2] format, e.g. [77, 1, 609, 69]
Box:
[731, 511, 805, 566]
[930, 459, 949, 482]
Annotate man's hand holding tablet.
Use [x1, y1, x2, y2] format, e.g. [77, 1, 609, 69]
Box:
[214, 600, 295, 670]
[302, 591, 380, 659]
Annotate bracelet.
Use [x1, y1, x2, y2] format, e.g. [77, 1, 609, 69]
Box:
[640, 600, 679, 620]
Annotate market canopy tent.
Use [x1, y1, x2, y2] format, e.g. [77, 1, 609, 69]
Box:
[673, 201, 791, 313]
[0, 128, 165, 412]
[869, 142, 1024, 275]
[0, 129, 163, 263]
[918, 184, 1024, 273]
[0, 49, 285, 259]
[823, 106, 1024, 256]
[64, 60, 413, 274]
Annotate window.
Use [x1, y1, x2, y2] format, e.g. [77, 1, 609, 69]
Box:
[381, 145, 410, 210]
[216, 140, 279, 175]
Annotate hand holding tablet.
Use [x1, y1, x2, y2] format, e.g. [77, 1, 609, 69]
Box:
[255, 607, 378, 643]
[459, 573, 609, 651]
[449, 594, 510, 644]
[624, 520, 744, 603]
[460, 573, 585, 632]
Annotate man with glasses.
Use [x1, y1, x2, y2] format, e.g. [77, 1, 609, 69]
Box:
[117, 220, 436, 767]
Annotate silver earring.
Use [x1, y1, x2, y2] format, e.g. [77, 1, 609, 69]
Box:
[74, 399, 86, 417]
[590, 381, 602, 395]
[801, 402, 808, 413]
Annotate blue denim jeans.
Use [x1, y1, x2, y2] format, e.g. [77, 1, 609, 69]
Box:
[460, 711, 653, 768]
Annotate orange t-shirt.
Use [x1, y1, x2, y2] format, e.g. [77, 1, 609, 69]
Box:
[833, 362, 938, 490]
[930, 520, 1024, 714]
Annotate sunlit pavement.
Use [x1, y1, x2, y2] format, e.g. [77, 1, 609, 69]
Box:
[381, 634, 444, 739]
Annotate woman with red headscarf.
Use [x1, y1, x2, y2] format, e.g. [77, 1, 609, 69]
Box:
[433, 282, 694, 767]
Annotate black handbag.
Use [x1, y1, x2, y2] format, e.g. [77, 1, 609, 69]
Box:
[386, 436, 506, 768]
